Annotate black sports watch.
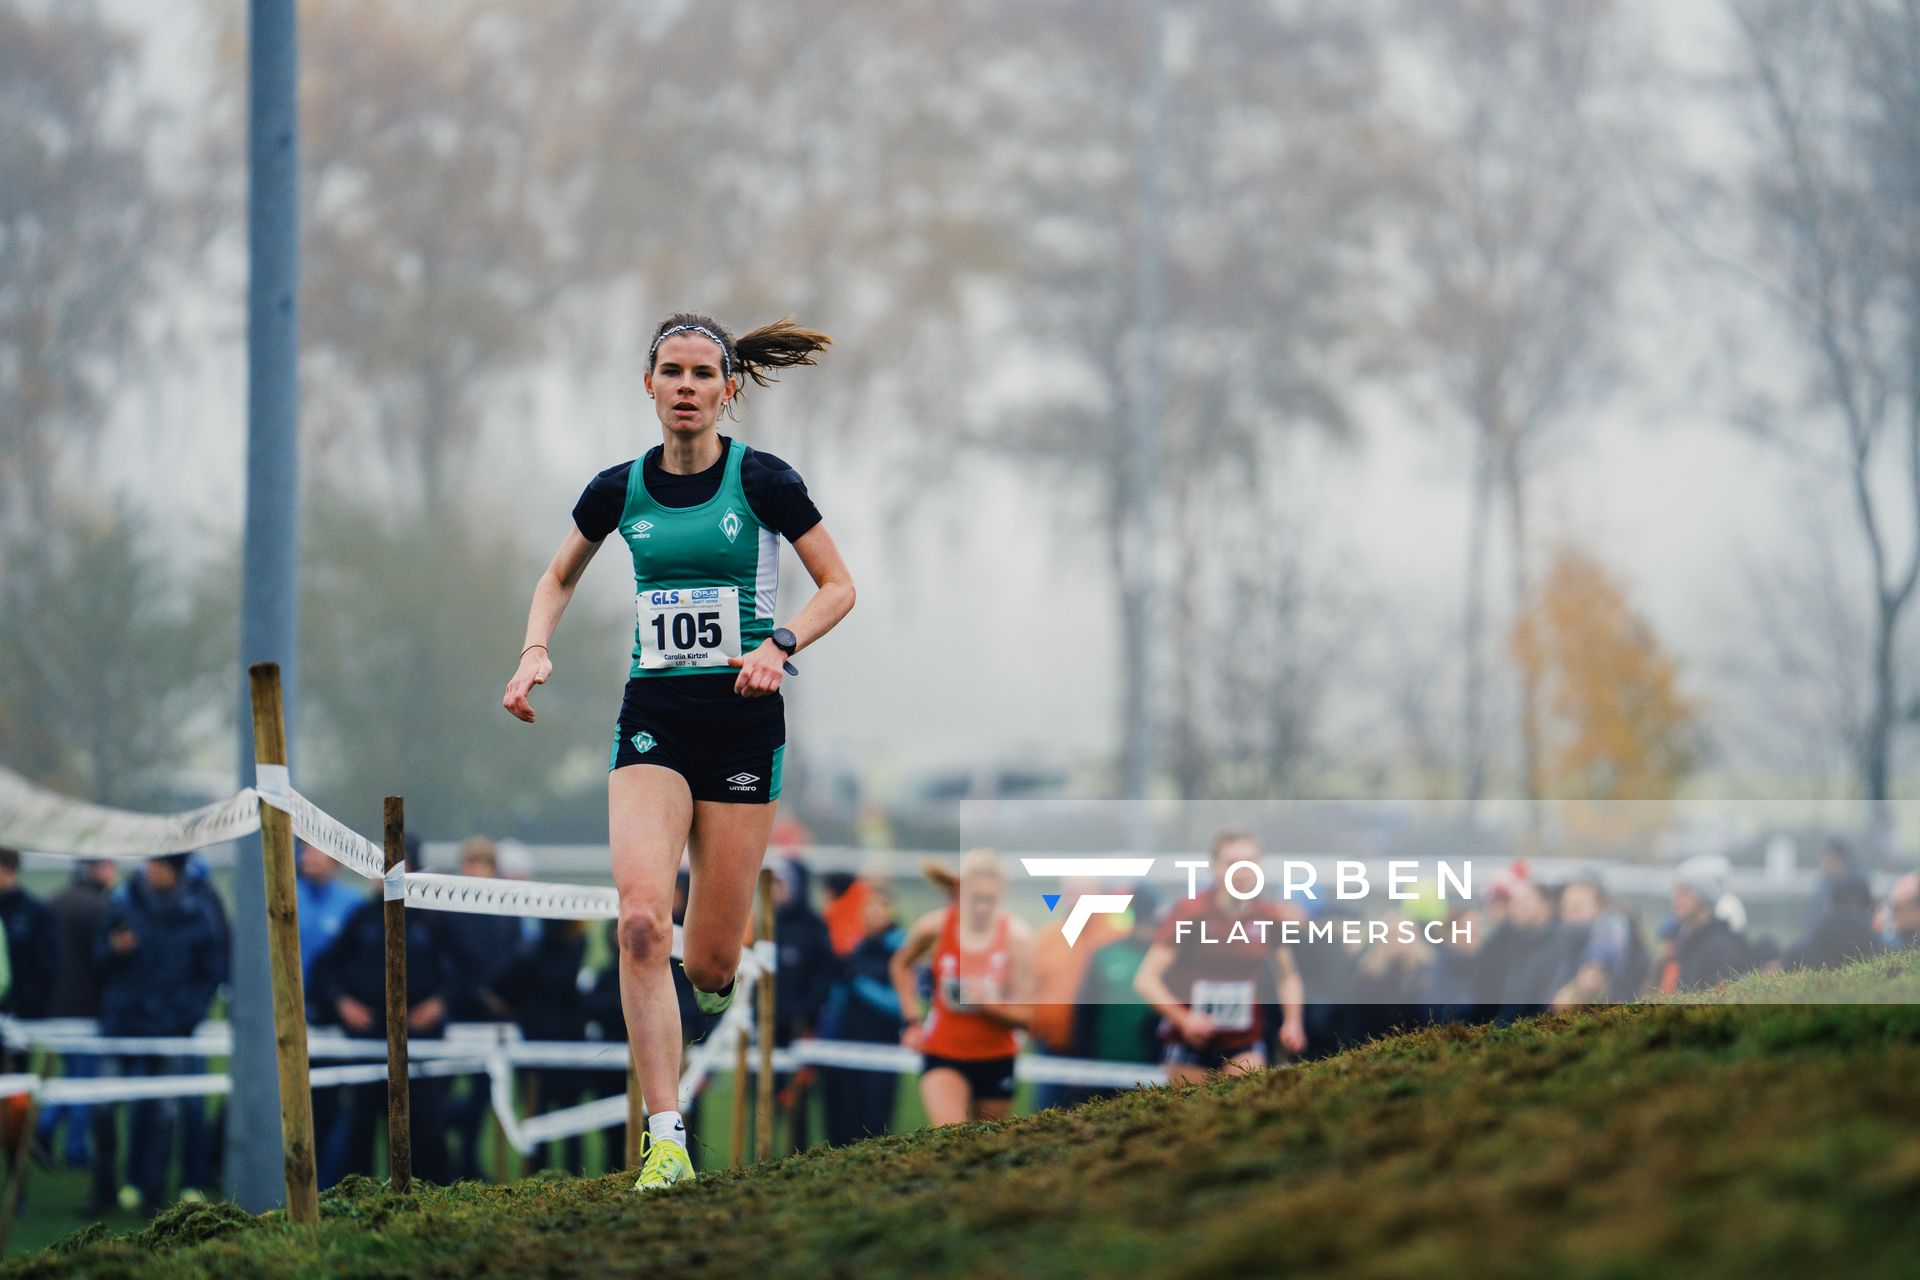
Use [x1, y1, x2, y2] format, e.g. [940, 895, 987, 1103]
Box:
[771, 627, 799, 676]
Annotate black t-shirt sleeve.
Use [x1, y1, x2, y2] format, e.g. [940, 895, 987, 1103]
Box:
[742, 448, 824, 543]
[571, 461, 634, 542]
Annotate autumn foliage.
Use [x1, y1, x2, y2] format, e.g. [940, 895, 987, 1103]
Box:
[1511, 544, 1698, 799]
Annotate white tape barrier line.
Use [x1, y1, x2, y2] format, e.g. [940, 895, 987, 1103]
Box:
[780, 1040, 1168, 1089]
[0, 1058, 488, 1106]
[0, 769, 793, 950]
[0, 767, 262, 857]
[4, 1018, 1163, 1085]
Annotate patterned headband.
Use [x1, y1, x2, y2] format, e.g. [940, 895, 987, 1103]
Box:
[649, 323, 732, 380]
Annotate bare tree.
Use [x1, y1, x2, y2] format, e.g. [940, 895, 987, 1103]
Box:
[203, 0, 584, 513]
[1724, 0, 1920, 832]
[1390, 0, 1638, 806]
[0, 1, 165, 539]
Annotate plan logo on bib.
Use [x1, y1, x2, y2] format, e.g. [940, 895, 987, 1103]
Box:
[1019, 857, 1156, 946]
[719, 509, 742, 543]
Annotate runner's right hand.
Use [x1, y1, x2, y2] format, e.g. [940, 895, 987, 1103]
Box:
[502, 649, 553, 723]
[1178, 1010, 1218, 1047]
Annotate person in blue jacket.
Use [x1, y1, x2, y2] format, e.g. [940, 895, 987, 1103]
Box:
[94, 853, 228, 1212]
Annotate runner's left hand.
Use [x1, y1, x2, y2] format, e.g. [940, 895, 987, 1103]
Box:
[1280, 1019, 1308, 1056]
[728, 641, 786, 697]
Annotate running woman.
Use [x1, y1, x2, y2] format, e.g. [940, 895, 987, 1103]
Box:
[1134, 829, 1307, 1084]
[891, 851, 1035, 1126]
[502, 313, 855, 1190]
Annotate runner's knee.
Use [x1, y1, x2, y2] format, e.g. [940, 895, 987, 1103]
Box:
[618, 903, 673, 966]
[681, 940, 739, 993]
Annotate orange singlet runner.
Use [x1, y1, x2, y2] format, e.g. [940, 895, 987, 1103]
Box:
[923, 904, 1019, 1061]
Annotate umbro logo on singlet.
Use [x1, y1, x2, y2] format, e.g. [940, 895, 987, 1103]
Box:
[719, 509, 742, 543]
[629, 520, 653, 539]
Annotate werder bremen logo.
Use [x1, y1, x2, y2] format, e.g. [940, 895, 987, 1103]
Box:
[719, 509, 742, 543]
[631, 731, 656, 754]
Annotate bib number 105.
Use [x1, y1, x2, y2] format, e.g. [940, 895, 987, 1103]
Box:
[652, 611, 722, 651]
[637, 586, 741, 670]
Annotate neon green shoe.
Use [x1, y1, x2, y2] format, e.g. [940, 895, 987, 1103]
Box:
[692, 972, 738, 1017]
[633, 1133, 696, 1192]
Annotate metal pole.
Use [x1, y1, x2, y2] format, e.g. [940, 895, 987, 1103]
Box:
[1121, 0, 1166, 836]
[229, 0, 302, 1213]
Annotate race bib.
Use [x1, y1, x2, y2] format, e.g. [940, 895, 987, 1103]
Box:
[637, 586, 741, 670]
[941, 972, 1004, 1010]
[1191, 980, 1254, 1031]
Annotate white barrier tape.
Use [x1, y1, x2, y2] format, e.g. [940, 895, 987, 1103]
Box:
[0, 767, 261, 857]
[511, 1091, 632, 1149]
[776, 1039, 1168, 1089]
[0, 1057, 489, 1106]
[279, 788, 387, 880]
[402, 872, 618, 920]
[384, 862, 406, 901]
[253, 764, 291, 802]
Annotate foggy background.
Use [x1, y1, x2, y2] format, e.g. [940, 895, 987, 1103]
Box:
[5, 0, 1917, 856]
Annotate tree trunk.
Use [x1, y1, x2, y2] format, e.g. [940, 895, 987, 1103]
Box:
[1461, 435, 1495, 809]
[1503, 444, 1543, 807]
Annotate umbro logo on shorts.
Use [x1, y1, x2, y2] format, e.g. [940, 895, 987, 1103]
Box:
[726, 772, 760, 790]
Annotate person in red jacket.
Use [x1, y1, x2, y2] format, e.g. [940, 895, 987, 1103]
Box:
[891, 850, 1034, 1125]
[1134, 829, 1307, 1084]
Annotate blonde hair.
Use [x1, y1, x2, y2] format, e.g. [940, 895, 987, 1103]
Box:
[923, 848, 1004, 898]
[459, 836, 498, 869]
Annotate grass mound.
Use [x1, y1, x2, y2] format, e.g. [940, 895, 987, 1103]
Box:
[11, 954, 1919, 1280]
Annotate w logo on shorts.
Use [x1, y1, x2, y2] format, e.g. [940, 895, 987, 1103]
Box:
[631, 731, 656, 754]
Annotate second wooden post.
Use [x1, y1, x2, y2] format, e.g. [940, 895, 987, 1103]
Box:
[382, 796, 413, 1192]
[755, 868, 775, 1162]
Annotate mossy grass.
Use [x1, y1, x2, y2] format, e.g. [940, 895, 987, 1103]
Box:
[11, 953, 1918, 1279]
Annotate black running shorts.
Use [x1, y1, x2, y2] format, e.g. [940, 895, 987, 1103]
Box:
[920, 1053, 1017, 1102]
[608, 674, 785, 803]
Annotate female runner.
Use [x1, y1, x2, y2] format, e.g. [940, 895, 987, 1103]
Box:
[890, 850, 1035, 1125]
[502, 313, 855, 1189]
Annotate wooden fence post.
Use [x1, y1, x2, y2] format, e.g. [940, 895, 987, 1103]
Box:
[625, 1054, 644, 1170]
[755, 868, 775, 1162]
[382, 796, 412, 1192]
[730, 1026, 750, 1168]
[247, 662, 319, 1223]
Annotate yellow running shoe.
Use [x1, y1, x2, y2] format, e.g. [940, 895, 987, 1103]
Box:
[633, 1133, 696, 1192]
[692, 971, 738, 1017]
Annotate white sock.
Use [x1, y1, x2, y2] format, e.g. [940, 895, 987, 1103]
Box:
[648, 1110, 687, 1149]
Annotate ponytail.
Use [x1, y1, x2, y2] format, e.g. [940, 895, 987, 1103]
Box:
[646, 311, 831, 407]
[733, 317, 832, 388]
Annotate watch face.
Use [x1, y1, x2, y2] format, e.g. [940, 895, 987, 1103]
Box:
[773, 627, 797, 653]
